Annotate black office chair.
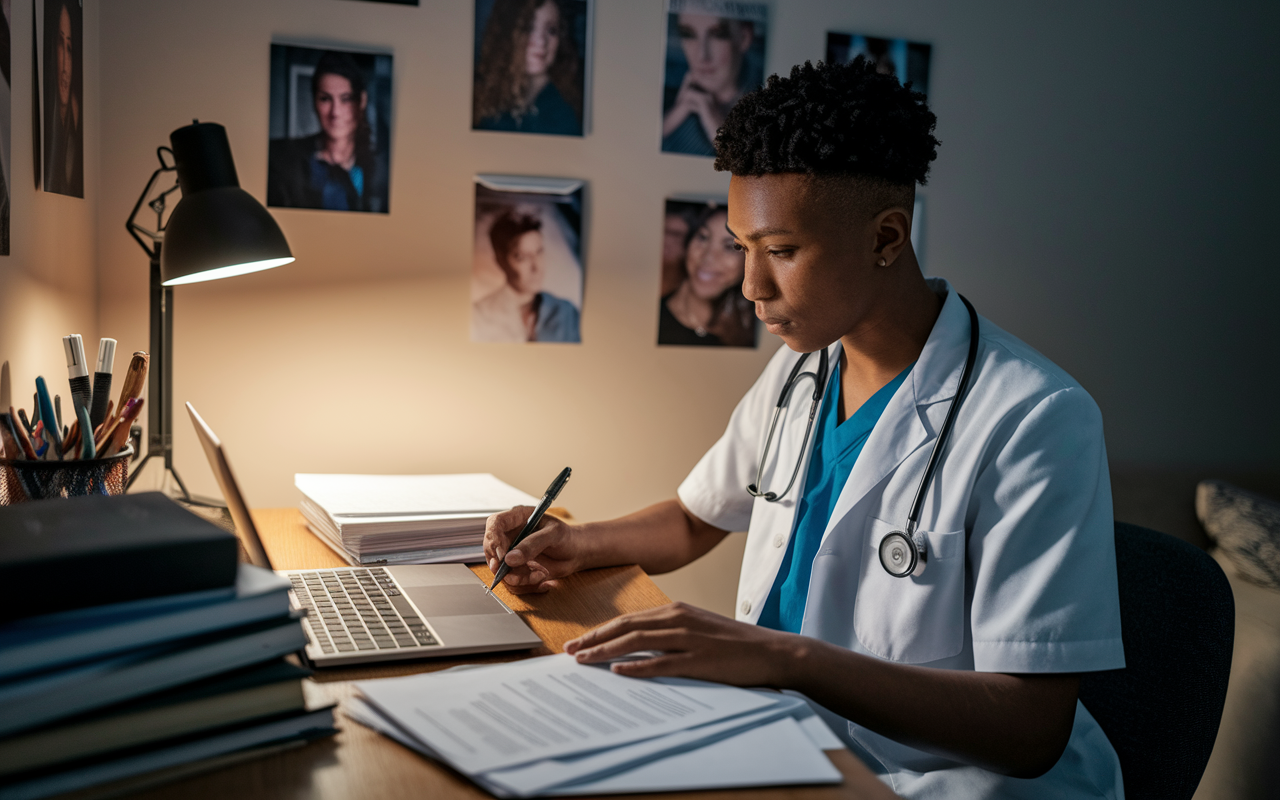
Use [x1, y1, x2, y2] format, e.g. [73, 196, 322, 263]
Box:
[1077, 522, 1234, 800]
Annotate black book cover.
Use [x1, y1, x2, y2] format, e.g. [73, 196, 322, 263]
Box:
[0, 492, 239, 621]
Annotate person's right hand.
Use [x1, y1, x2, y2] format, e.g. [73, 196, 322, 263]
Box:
[482, 506, 585, 594]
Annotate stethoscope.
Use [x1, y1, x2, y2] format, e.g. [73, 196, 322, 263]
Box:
[747, 294, 981, 578]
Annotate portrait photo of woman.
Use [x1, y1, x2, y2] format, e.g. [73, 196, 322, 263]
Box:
[267, 45, 392, 213]
[473, 0, 588, 137]
[42, 0, 83, 198]
[472, 177, 584, 344]
[660, 0, 766, 158]
[657, 200, 756, 348]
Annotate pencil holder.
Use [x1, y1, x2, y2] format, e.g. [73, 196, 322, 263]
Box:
[0, 447, 133, 505]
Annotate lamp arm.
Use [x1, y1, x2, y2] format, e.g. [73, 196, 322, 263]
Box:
[125, 147, 178, 260]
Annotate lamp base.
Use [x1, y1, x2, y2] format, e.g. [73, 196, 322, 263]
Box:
[125, 452, 226, 509]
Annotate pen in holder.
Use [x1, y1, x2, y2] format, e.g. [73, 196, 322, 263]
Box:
[0, 446, 134, 505]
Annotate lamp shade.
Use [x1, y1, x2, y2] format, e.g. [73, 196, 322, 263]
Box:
[161, 122, 294, 286]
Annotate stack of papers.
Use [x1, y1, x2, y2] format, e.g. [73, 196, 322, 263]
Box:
[350, 654, 844, 796]
[296, 473, 540, 565]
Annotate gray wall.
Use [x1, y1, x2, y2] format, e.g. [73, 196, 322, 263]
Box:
[785, 0, 1278, 469]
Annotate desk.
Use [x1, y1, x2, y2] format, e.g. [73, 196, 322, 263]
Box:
[66, 509, 895, 800]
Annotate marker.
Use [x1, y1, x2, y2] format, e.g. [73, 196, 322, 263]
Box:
[487, 467, 573, 594]
[90, 338, 116, 429]
[63, 334, 93, 418]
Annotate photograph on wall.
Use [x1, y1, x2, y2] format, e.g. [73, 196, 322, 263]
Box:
[0, 0, 10, 253]
[658, 199, 755, 348]
[826, 31, 932, 98]
[267, 43, 393, 214]
[472, 0, 588, 137]
[472, 175, 584, 344]
[41, 0, 82, 198]
[660, 0, 767, 158]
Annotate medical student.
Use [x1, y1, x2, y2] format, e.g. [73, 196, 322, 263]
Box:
[484, 58, 1124, 798]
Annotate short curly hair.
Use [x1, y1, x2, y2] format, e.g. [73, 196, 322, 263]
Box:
[713, 57, 939, 186]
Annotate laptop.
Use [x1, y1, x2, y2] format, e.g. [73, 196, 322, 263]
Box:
[186, 402, 543, 667]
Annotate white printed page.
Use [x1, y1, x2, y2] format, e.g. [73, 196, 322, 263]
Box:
[356, 654, 779, 774]
[295, 473, 539, 517]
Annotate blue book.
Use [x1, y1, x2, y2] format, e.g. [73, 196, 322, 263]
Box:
[0, 615, 307, 738]
[0, 564, 291, 681]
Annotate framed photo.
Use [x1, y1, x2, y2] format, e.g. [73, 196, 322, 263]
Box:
[0, 0, 10, 253]
[826, 31, 932, 98]
[472, 0, 589, 137]
[658, 199, 755, 348]
[267, 43, 393, 213]
[660, 0, 767, 158]
[472, 175, 584, 344]
[41, 0, 82, 198]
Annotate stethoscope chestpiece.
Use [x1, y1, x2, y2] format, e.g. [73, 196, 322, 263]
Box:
[879, 530, 927, 578]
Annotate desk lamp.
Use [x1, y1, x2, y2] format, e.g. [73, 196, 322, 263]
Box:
[125, 121, 294, 500]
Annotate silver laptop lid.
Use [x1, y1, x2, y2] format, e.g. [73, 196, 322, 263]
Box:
[186, 402, 274, 571]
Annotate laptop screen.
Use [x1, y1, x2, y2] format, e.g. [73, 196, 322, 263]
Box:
[185, 402, 275, 571]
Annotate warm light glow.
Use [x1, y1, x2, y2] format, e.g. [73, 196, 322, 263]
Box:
[162, 257, 295, 286]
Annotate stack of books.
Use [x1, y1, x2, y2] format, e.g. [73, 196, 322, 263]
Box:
[296, 473, 539, 565]
[0, 492, 336, 799]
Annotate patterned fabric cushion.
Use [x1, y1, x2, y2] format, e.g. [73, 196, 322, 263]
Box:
[1196, 480, 1280, 590]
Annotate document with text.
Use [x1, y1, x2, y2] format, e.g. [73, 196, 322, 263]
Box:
[355, 654, 780, 775]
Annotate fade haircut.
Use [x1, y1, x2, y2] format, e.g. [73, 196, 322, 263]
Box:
[713, 57, 939, 218]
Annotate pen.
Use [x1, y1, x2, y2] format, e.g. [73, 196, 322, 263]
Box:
[90, 338, 116, 429]
[488, 466, 572, 593]
[77, 405, 96, 459]
[63, 334, 93, 417]
[35, 377, 63, 460]
[102, 398, 144, 457]
[112, 352, 149, 425]
[7, 409, 37, 460]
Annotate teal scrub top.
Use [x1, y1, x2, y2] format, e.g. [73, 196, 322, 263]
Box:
[757, 361, 914, 634]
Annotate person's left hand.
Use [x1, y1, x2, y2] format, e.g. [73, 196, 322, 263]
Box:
[563, 602, 800, 688]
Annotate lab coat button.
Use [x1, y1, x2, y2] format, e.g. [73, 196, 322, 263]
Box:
[772, 534, 785, 548]
[740, 600, 752, 615]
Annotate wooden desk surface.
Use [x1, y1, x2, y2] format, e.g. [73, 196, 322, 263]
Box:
[76, 509, 894, 800]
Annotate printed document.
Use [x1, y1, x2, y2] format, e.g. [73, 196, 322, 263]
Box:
[356, 654, 779, 774]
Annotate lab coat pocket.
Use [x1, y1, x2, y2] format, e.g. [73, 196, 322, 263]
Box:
[853, 518, 966, 664]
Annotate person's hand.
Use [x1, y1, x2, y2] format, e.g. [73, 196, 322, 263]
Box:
[482, 506, 584, 594]
[564, 602, 800, 687]
[661, 72, 727, 142]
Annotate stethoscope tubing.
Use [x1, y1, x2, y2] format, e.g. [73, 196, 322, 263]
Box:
[746, 294, 981, 576]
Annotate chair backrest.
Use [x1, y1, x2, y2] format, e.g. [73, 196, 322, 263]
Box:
[1078, 522, 1234, 800]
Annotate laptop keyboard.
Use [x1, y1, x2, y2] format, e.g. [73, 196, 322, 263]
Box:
[287, 567, 439, 655]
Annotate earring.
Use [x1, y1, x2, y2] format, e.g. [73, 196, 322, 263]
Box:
[877, 257, 887, 267]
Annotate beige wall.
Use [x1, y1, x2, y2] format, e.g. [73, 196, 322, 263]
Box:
[92, 0, 1278, 615]
[0, 0, 99, 440]
[97, 0, 774, 613]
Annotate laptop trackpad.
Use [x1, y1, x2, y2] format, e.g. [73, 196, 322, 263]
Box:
[404, 584, 506, 617]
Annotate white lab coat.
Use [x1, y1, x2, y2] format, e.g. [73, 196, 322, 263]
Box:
[678, 279, 1126, 799]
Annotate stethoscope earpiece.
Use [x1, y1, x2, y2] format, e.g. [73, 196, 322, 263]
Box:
[879, 530, 927, 578]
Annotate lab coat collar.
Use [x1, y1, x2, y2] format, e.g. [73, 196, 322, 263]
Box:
[813, 278, 974, 549]
[911, 278, 973, 407]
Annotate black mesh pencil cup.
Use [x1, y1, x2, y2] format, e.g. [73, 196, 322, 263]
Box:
[0, 447, 133, 505]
